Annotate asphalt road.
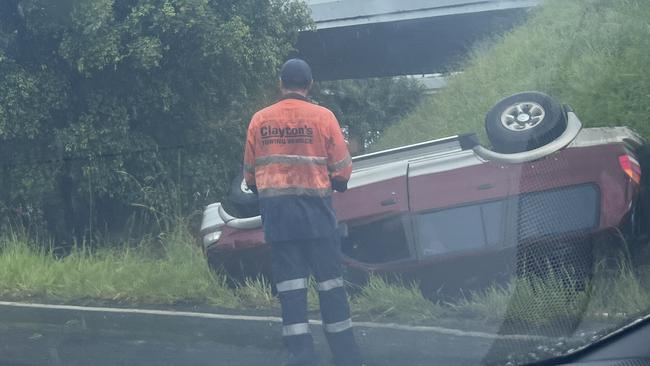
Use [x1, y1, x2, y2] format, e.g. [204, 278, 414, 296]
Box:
[0, 302, 545, 366]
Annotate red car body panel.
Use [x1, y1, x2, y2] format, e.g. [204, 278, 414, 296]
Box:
[408, 161, 510, 213]
[333, 176, 409, 222]
[217, 226, 265, 251]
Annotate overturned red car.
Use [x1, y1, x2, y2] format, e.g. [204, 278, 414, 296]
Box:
[200, 92, 649, 293]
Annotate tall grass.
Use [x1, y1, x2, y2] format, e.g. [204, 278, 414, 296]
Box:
[235, 276, 325, 312]
[587, 260, 650, 319]
[450, 261, 650, 326]
[351, 275, 445, 323]
[376, 0, 650, 150]
[236, 277, 278, 309]
[450, 275, 590, 326]
[2, 225, 649, 330]
[0, 226, 238, 307]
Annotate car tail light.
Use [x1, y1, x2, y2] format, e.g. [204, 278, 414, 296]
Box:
[619, 155, 642, 184]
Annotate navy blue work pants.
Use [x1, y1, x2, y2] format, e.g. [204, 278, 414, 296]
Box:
[270, 235, 362, 366]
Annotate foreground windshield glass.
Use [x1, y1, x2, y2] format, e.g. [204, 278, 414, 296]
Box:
[1, 0, 649, 365]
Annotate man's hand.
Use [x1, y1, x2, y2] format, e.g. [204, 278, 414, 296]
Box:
[331, 179, 348, 193]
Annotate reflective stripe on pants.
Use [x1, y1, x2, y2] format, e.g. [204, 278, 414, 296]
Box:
[323, 318, 352, 333]
[282, 323, 311, 337]
[317, 277, 344, 292]
[276, 278, 308, 293]
[270, 235, 362, 366]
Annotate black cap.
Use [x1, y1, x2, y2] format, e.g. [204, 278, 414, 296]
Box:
[280, 58, 313, 89]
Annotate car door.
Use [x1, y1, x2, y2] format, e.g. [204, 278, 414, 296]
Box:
[332, 160, 416, 273]
[333, 159, 409, 221]
[407, 150, 513, 258]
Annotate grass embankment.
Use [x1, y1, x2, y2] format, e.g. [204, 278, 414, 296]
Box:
[0, 227, 238, 307]
[352, 264, 650, 327]
[2, 225, 649, 330]
[375, 0, 650, 150]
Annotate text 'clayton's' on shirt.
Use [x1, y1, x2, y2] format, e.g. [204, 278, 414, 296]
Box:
[244, 95, 352, 242]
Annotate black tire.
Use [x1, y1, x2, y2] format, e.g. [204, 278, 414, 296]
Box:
[635, 145, 650, 239]
[226, 172, 260, 218]
[485, 92, 568, 154]
[639, 145, 650, 187]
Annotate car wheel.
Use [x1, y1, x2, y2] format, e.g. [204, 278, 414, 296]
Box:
[485, 92, 568, 153]
[226, 172, 260, 218]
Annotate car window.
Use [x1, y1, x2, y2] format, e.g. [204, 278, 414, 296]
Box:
[343, 216, 412, 263]
[417, 200, 506, 256]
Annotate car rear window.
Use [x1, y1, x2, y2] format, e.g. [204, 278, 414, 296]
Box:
[516, 184, 600, 240]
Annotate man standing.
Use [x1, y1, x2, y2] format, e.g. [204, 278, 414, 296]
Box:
[243, 59, 362, 366]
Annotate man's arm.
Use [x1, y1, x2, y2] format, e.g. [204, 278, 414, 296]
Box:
[326, 112, 352, 192]
[243, 116, 257, 193]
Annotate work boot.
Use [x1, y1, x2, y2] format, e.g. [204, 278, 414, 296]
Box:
[325, 329, 363, 366]
[283, 334, 319, 366]
[284, 353, 320, 366]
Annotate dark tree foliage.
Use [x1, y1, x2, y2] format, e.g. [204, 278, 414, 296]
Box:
[0, 0, 310, 242]
[311, 77, 424, 154]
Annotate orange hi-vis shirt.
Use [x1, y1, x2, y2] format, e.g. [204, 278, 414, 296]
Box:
[244, 94, 352, 242]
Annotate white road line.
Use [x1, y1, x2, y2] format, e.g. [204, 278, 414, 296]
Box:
[0, 301, 283, 323]
[0, 301, 544, 341]
[351, 321, 546, 341]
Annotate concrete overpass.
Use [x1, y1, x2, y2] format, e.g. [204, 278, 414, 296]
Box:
[296, 0, 542, 80]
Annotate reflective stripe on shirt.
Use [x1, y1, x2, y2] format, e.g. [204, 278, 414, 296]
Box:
[258, 187, 332, 198]
[328, 155, 352, 173]
[255, 154, 328, 167]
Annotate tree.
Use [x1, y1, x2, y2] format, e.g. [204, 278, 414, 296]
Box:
[0, 0, 311, 242]
[311, 77, 424, 154]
